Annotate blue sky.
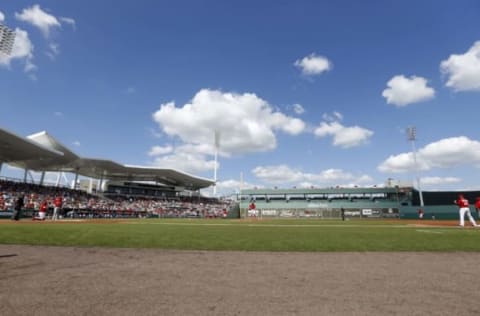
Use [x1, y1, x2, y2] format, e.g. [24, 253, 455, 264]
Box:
[1, 1, 480, 195]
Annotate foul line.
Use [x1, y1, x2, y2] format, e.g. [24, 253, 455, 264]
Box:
[415, 229, 444, 234]
[121, 222, 452, 229]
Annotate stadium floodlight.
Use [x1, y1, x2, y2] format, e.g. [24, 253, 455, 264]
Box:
[213, 130, 220, 196]
[406, 126, 424, 208]
[0, 24, 16, 56]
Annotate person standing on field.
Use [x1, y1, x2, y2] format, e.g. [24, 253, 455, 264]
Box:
[455, 194, 478, 227]
[418, 209, 424, 220]
[475, 197, 480, 219]
[33, 199, 48, 221]
[12, 195, 24, 221]
[52, 195, 63, 221]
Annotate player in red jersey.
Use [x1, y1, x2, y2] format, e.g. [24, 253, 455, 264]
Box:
[52, 196, 63, 220]
[475, 197, 480, 220]
[455, 194, 478, 227]
[33, 200, 48, 221]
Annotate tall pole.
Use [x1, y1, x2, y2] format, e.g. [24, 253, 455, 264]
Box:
[213, 130, 220, 196]
[72, 171, 79, 190]
[240, 172, 244, 217]
[407, 126, 424, 207]
[40, 171, 45, 186]
[56, 172, 62, 187]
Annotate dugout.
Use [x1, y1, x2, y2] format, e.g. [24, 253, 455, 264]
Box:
[400, 189, 480, 220]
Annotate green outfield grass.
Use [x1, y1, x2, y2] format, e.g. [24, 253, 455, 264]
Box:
[1, 218, 479, 251]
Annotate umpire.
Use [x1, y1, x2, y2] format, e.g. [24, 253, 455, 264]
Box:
[12, 195, 24, 221]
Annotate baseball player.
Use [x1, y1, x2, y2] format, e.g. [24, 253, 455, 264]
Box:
[52, 196, 63, 220]
[33, 200, 47, 221]
[418, 209, 424, 220]
[455, 194, 478, 227]
[475, 197, 480, 219]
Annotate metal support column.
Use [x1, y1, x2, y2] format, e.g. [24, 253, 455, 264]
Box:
[72, 172, 79, 190]
[40, 171, 45, 186]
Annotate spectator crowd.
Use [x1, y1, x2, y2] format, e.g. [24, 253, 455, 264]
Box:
[0, 179, 232, 219]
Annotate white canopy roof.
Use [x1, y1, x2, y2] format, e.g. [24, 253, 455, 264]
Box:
[0, 127, 214, 190]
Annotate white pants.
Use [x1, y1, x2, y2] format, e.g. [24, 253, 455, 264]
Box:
[52, 207, 59, 220]
[35, 212, 46, 220]
[459, 207, 477, 227]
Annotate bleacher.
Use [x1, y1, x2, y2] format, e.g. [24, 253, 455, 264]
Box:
[239, 187, 406, 218]
[0, 179, 233, 219]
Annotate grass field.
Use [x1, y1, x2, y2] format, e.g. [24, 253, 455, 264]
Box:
[1, 218, 480, 251]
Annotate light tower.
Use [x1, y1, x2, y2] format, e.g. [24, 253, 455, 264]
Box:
[0, 24, 16, 56]
[213, 130, 220, 196]
[407, 126, 424, 208]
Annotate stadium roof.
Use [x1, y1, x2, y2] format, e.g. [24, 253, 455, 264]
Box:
[0, 127, 214, 190]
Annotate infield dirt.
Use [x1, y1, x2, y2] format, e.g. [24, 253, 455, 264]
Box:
[1, 245, 480, 315]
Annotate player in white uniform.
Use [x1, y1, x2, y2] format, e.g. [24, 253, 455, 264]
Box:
[455, 194, 478, 227]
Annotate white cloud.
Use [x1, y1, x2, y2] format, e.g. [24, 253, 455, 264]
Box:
[24, 58, 37, 72]
[152, 89, 306, 157]
[148, 145, 173, 156]
[73, 141, 80, 147]
[322, 111, 343, 122]
[15, 5, 61, 38]
[15, 5, 75, 63]
[420, 137, 480, 168]
[46, 42, 60, 60]
[175, 143, 213, 156]
[0, 28, 35, 73]
[253, 165, 305, 183]
[378, 152, 419, 173]
[216, 179, 243, 191]
[314, 113, 373, 148]
[440, 41, 480, 91]
[421, 177, 461, 185]
[292, 103, 305, 114]
[149, 142, 216, 174]
[294, 53, 331, 76]
[201, 179, 263, 197]
[59, 17, 76, 30]
[151, 150, 216, 174]
[252, 164, 372, 187]
[382, 75, 435, 106]
[54, 111, 63, 117]
[378, 136, 480, 173]
[218, 179, 258, 192]
[0, 10, 5, 22]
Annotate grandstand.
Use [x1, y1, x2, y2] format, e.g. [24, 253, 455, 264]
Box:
[239, 186, 408, 219]
[239, 186, 480, 220]
[0, 126, 236, 219]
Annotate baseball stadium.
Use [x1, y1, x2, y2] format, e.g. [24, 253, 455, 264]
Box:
[2, 125, 480, 315]
[2, 3, 480, 314]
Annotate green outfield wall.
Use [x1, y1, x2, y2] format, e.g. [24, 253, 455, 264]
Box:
[399, 205, 478, 220]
